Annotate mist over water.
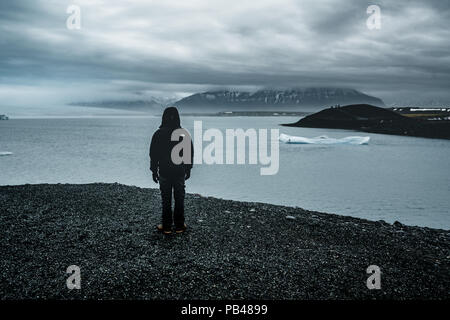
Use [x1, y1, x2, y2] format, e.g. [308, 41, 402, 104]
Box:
[1, 116, 449, 229]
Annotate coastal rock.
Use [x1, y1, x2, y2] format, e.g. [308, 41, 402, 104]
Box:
[283, 104, 450, 140]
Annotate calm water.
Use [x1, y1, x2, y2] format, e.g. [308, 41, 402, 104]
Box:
[1, 116, 449, 229]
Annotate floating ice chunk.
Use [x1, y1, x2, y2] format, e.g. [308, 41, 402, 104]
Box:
[0, 151, 13, 156]
[279, 134, 369, 145]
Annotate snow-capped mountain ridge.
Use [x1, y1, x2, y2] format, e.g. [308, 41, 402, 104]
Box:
[175, 88, 385, 111]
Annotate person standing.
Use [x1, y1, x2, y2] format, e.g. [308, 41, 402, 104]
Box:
[150, 107, 193, 234]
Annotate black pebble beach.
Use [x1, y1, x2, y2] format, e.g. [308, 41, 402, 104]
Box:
[0, 183, 449, 299]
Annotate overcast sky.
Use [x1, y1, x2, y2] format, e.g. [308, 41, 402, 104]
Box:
[1, 0, 449, 107]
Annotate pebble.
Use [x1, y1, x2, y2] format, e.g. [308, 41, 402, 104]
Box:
[0, 183, 448, 300]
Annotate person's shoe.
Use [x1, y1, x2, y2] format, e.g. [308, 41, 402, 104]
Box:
[175, 223, 187, 234]
[157, 224, 172, 235]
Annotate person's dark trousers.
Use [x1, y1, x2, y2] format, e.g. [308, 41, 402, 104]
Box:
[159, 175, 185, 229]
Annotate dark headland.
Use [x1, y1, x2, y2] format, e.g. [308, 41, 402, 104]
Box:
[1, 183, 449, 300]
[283, 104, 450, 140]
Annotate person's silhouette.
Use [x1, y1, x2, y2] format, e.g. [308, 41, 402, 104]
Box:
[150, 107, 193, 234]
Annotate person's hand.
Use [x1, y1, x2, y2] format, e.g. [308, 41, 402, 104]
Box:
[152, 172, 159, 184]
[185, 170, 191, 181]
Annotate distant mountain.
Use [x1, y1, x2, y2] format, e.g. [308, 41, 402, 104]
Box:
[69, 98, 175, 113]
[174, 88, 385, 112]
[387, 99, 450, 108]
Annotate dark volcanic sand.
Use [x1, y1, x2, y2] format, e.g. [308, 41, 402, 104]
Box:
[0, 183, 449, 299]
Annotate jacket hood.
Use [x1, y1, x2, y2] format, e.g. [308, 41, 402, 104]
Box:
[160, 107, 181, 129]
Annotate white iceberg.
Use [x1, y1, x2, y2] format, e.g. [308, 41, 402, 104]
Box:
[279, 134, 370, 145]
[0, 151, 13, 156]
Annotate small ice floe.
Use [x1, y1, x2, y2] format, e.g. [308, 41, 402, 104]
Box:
[249, 208, 256, 212]
[286, 215, 296, 220]
[0, 151, 13, 156]
[279, 133, 370, 145]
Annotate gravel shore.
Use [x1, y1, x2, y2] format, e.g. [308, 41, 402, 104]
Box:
[0, 183, 449, 299]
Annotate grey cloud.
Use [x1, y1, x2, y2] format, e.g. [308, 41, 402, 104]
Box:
[0, 0, 449, 107]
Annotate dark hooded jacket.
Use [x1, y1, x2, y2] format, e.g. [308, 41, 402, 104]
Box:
[150, 107, 193, 177]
